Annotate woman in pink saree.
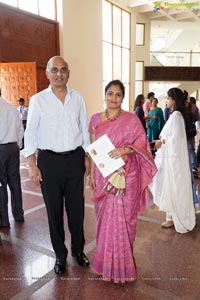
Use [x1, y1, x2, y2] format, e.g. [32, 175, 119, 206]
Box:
[89, 80, 157, 283]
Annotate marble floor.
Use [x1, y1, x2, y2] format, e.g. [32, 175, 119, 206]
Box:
[0, 154, 200, 300]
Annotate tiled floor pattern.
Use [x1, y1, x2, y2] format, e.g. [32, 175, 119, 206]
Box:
[0, 155, 200, 300]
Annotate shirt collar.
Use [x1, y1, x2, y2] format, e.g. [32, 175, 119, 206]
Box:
[46, 85, 72, 96]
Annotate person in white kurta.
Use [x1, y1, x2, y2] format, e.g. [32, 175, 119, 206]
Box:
[152, 88, 195, 234]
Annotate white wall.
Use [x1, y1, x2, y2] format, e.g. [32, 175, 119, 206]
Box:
[56, 0, 138, 115]
[57, 0, 103, 117]
[135, 18, 151, 99]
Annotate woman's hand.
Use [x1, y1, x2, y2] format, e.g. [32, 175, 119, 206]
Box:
[108, 147, 125, 159]
[88, 175, 95, 190]
[108, 147, 134, 159]
[154, 139, 163, 150]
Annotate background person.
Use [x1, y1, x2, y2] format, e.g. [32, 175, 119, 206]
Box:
[89, 80, 157, 283]
[17, 97, 28, 149]
[147, 98, 165, 143]
[0, 90, 24, 228]
[143, 91, 155, 117]
[23, 56, 90, 275]
[152, 88, 195, 233]
[163, 101, 170, 122]
[196, 102, 200, 170]
[184, 91, 199, 173]
[133, 94, 146, 130]
[17, 97, 28, 131]
[184, 91, 200, 213]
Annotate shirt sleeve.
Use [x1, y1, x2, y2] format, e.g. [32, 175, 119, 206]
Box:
[79, 96, 91, 151]
[22, 95, 40, 157]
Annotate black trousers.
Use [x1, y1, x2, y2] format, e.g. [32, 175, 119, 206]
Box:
[37, 147, 86, 260]
[0, 142, 23, 226]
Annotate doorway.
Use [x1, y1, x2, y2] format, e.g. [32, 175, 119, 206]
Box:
[0, 61, 37, 107]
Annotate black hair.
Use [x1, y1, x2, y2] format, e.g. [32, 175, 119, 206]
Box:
[167, 88, 185, 117]
[183, 90, 188, 101]
[189, 96, 196, 105]
[105, 80, 125, 98]
[166, 87, 196, 139]
[152, 97, 158, 104]
[147, 92, 155, 99]
[134, 94, 144, 110]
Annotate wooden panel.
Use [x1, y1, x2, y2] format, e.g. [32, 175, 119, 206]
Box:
[0, 2, 59, 93]
[0, 62, 37, 106]
[37, 68, 49, 93]
[145, 66, 200, 81]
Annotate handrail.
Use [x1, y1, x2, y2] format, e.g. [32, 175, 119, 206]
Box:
[150, 51, 200, 66]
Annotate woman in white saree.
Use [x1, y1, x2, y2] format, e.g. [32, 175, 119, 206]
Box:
[152, 88, 195, 234]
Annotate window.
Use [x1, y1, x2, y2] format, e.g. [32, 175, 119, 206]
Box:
[38, 0, 55, 20]
[0, 0, 56, 20]
[102, 1, 130, 111]
[135, 61, 144, 98]
[18, 0, 38, 14]
[136, 23, 145, 46]
[0, 0, 17, 6]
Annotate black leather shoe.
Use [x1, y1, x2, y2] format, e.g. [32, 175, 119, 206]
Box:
[72, 252, 90, 267]
[54, 258, 67, 275]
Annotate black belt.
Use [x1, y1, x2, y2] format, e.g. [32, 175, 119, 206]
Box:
[0, 142, 17, 146]
[39, 147, 80, 156]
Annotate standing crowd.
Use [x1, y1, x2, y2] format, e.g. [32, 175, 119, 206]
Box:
[0, 55, 200, 284]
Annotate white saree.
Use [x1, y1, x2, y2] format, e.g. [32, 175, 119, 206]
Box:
[152, 111, 195, 233]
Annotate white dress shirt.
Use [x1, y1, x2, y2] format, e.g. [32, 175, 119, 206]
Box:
[17, 105, 28, 120]
[0, 97, 24, 147]
[23, 86, 90, 157]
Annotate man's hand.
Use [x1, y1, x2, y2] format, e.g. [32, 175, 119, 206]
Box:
[84, 156, 90, 177]
[27, 154, 42, 185]
[29, 164, 42, 185]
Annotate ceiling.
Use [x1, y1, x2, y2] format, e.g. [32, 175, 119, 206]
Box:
[127, 0, 200, 22]
[112, 1, 200, 97]
[121, 0, 200, 52]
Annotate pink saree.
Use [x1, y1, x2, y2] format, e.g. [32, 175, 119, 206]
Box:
[89, 111, 157, 283]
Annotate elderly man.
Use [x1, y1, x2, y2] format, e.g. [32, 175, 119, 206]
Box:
[23, 56, 90, 275]
[0, 91, 24, 228]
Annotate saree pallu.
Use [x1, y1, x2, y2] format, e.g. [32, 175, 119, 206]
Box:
[89, 111, 157, 283]
[147, 108, 165, 142]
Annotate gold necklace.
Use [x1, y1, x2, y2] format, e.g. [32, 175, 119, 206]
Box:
[105, 108, 122, 121]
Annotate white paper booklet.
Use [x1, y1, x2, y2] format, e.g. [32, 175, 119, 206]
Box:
[86, 134, 125, 178]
